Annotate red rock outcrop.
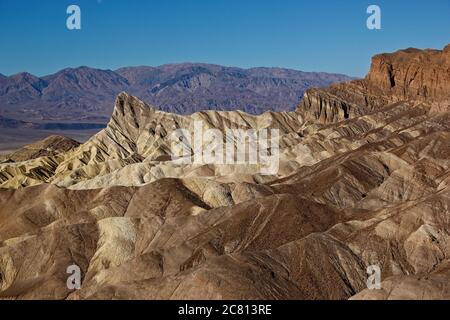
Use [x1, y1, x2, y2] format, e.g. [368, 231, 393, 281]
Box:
[298, 45, 450, 123]
[366, 45, 450, 107]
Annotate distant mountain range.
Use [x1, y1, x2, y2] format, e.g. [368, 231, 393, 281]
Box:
[0, 64, 353, 124]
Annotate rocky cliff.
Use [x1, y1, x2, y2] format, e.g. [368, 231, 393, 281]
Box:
[366, 45, 450, 107]
[298, 45, 450, 123]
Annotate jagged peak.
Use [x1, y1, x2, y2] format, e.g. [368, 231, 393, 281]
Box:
[8, 72, 44, 84]
[113, 91, 156, 117]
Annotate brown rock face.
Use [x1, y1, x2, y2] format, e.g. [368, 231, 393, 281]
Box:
[1, 45, 450, 300]
[298, 45, 450, 123]
[366, 47, 450, 107]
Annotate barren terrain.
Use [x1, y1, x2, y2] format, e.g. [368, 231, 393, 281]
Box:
[0, 45, 449, 300]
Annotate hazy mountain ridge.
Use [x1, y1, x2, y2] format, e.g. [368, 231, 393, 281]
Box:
[0, 63, 353, 123]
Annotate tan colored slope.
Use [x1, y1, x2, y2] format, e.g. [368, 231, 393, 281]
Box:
[1, 101, 449, 299]
[0, 92, 304, 189]
[0, 180, 342, 299]
[1, 135, 80, 163]
[1, 161, 449, 299]
[0, 136, 80, 188]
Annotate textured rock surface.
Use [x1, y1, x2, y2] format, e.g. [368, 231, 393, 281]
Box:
[366, 46, 450, 109]
[0, 45, 449, 300]
[0, 135, 80, 163]
[298, 45, 450, 123]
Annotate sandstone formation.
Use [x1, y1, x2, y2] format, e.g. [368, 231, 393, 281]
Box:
[299, 45, 450, 124]
[0, 45, 449, 300]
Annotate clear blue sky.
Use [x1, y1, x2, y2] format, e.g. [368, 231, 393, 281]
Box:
[0, 0, 449, 77]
